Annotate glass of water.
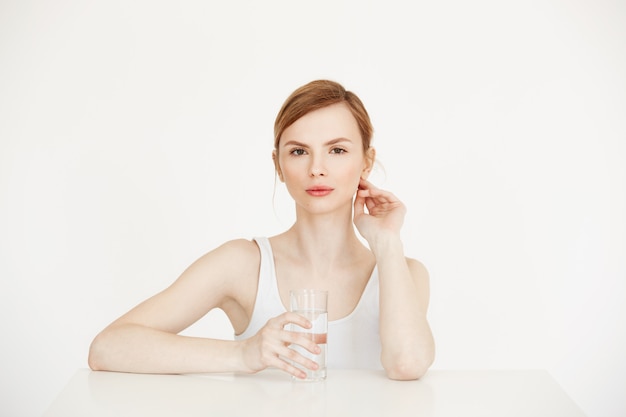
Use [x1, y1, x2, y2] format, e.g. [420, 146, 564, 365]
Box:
[289, 289, 328, 381]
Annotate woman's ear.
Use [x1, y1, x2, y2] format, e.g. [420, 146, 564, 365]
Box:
[361, 147, 376, 180]
[272, 150, 284, 182]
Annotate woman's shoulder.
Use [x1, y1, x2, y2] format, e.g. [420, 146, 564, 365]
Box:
[180, 238, 260, 283]
[193, 238, 261, 297]
[209, 238, 261, 269]
[215, 238, 260, 255]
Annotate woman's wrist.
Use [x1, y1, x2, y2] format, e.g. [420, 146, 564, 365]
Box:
[368, 233, 404, 259]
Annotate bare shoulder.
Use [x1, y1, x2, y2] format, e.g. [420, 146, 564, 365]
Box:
[211, 238, 260, 263]
[202, 239, 261, 330]
[171, 238, 260, 295]
[102, 239, 261, 334]
[173, 238, 261, 319]
[198, 238, 261, 282]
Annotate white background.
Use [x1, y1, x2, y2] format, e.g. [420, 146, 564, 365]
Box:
[1, 1, 624, 416]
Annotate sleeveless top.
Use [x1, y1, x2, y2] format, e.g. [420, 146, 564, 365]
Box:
[234, 237, 383, 369]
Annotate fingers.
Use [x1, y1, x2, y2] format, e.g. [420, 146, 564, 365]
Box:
[249, 313, 322, 379]
[279, 332, 322, 376]
[357, 188, 398, 210]
[262, 332, 320, 379]
[353, 190, 366, 217]
[358, 178, 398, 203]
[355, 179, 388, 218]
[358, 177, 374, 190]
[275, 311, 312, 331]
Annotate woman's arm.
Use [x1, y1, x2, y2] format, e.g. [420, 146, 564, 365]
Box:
[88, 239, 254, 373]
[88, 324, 245, 374]
[353, 179, 435, 380]
[88, 239, 320, 377]
[372, 240, 435, 380]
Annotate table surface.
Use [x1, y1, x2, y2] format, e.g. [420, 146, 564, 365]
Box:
[42, 368, 586, 417]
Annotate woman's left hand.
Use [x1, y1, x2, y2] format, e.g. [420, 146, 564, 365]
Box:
[353, 178, 406, 244]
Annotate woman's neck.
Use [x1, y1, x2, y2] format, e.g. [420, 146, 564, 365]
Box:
[281, 207, 368, 269]
[270, 203, 376, 296]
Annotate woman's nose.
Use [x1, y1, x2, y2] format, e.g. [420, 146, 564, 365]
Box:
[309, 156, 326, 177]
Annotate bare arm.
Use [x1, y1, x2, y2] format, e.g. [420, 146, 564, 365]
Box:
[353, 179, 435, 380]
[373, 240, 435, 380]
[88, 239, 254, 373]
[88, 239, 320, 377]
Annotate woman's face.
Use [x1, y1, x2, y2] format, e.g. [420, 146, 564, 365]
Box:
[274, 102, 374, 215]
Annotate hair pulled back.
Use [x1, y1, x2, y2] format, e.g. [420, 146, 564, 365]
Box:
[273, 80, 373, 154]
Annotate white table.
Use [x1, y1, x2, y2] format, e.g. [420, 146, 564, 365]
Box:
[42, 369, 586, 417]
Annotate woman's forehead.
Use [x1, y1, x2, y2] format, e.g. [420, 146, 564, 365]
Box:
[281, 103, 360, 145]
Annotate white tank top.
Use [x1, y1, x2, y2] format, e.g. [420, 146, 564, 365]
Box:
[234, 237, 382, 369]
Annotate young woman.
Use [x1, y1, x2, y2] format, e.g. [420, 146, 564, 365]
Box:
[88, 79, 435, 380]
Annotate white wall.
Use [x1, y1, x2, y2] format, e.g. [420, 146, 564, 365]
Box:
[1, 1, 624, 416]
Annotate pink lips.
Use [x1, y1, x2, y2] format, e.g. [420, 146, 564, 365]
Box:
[306, 186, 334, 197]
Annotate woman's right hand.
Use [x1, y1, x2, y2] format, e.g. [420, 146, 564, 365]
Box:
[239, 312, 321, 379]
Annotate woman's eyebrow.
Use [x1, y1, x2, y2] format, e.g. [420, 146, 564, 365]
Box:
[281, 140, 307, 147]
[282, 137, 352, 147]
[325, 137, 352, 146]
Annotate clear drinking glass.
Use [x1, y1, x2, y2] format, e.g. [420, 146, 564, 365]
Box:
[289, 289, 328, 381]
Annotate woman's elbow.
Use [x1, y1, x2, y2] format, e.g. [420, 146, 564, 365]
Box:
[384, 360, 431, 381]
[382, 349, 435, 381]
[87, 331, 109, 371]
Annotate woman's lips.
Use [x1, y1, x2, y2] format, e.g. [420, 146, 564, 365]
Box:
[306, 186, 334, 197]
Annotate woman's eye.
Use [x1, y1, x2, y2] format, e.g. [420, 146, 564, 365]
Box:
[331, 148, 347, 154]
[290, 148, 306, 156]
